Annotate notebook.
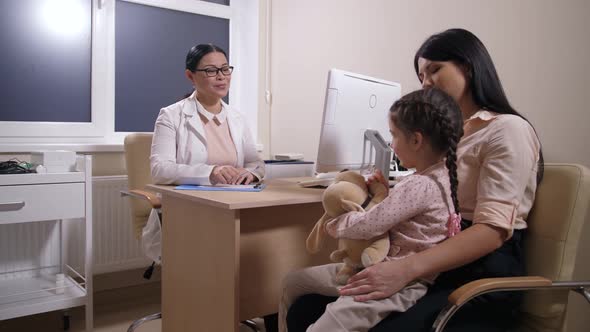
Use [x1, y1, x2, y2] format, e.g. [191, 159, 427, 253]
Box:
[175, 183, 266, 192]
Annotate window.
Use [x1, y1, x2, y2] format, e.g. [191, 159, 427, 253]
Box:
[115, 1, 229, 132]
[0, 0, 92, 123]
[0, 0, 259, 148]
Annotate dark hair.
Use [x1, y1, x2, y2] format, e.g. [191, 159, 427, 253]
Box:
[390, 88, 464, 215]
[414, 28, 544, 183]
[182, 43, 228, 99]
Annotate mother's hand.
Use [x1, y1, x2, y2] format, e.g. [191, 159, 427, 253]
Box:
[339, 258, 415, 302]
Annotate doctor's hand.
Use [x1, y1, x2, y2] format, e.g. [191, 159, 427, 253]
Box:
[230, 168, 255, 185]
[210, 165, 241, 185]
[338, 258, 414, 302]
[367, 169, 389, 196]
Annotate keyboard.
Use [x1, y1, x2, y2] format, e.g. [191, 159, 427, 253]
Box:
[298, 178, 334, 188]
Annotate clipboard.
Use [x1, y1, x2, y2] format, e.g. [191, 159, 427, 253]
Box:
[174, 183, 266, 192]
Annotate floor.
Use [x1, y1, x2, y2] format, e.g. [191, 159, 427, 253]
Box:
[0, 281, 267, 332]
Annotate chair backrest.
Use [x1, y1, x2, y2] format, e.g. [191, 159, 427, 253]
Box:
[521, 163, 590, 331]
[124, 133, 154, 239]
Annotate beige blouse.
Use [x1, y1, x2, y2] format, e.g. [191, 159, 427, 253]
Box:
[457, 110, 541, 240]
[195, 102, 238, 168]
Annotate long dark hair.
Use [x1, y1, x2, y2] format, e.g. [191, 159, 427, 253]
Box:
[390, 88, 464, 215]
[414, 28, 544, 183]
[182, 43, 228, 99]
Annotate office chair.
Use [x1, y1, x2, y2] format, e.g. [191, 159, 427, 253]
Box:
[432, 163, 590, 331]
[122, 133, 162, 332]
[121, 133, 262, 332]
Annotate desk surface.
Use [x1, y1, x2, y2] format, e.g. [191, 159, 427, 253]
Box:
[147, 177, 324, 210]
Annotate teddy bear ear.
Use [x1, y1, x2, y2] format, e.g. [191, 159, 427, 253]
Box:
[306, 213, 330, 253]
[341, 199, 365, 212]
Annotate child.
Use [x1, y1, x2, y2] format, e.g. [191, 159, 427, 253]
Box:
[279, 87, 464, 332]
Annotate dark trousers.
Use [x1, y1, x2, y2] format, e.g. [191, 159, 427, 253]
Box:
[284, 223, 525, 332]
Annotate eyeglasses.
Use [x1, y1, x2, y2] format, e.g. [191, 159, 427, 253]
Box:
[194, 66, 234, 77]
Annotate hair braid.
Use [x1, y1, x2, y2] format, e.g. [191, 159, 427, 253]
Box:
[429, 109, 461, 214]
[390, 88, 464, 215]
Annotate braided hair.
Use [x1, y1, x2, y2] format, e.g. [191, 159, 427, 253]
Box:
[390, 88, 464, 214]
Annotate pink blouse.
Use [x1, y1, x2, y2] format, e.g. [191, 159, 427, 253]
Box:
[458, 110, 540, 239]
[326, 162, 454, 261]
[196, 102, 238, 167]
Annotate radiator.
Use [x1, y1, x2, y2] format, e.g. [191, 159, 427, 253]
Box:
[89, 175, 151, 274]
[0, 176, 150, 280]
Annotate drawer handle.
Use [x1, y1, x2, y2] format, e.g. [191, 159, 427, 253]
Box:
[0, 201, 26, 212]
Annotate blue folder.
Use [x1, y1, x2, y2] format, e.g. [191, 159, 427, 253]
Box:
[175, 183, 266, 192]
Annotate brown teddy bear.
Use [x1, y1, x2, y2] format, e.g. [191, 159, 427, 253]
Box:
[306, 171, 390, 284]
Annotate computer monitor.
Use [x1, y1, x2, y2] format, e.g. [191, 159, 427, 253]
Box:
[315, 69, 402, 179]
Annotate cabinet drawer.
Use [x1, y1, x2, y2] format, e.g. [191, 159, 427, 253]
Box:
[0, 183, 85, 224]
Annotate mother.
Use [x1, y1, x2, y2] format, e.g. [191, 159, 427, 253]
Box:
[285, 28, 543, 331]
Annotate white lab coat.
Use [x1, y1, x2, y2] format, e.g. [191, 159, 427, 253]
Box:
[143, 94, 265, 263]
[150, 92, 265, 185]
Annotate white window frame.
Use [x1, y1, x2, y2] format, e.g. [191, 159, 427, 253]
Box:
[0, 0, 259, 151]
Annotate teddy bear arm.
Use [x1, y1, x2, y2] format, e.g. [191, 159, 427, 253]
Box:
[334, 264, 358, 285]
[361, 234, 390, 267]
[330, 249, 348, 263]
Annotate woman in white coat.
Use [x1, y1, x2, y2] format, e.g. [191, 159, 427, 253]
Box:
[150, 44, 264, 185]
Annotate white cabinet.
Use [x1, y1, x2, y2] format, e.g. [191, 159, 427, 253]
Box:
[0, 155, 93, 331]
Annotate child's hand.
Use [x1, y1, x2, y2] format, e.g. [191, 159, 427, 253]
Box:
[367, 169, 389, 196]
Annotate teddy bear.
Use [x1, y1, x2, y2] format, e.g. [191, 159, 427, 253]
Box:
[306, 171, 390, 284]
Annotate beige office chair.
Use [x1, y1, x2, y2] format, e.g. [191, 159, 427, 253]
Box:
[122, 133, 162, 332]
[433, 163, 590, 331]
[122, 133, 262, 332]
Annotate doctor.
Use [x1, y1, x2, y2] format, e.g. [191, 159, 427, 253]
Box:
[150, 43, 264, 185]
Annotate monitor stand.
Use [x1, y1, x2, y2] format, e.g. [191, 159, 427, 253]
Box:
[364, 129, 392, 180]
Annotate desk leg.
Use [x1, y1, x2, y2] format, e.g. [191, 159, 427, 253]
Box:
[162, 196, 239, 332]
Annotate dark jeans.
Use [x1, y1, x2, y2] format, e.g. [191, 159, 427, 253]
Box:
[284, 222, 525, 332]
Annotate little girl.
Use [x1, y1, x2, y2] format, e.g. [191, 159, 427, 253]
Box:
[279, 87, 464, 332]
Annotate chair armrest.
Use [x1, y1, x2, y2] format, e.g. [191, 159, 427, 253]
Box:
[121, 189, 162, 209]
[433, 276, 590, 332]
[449, 276, 551, 306]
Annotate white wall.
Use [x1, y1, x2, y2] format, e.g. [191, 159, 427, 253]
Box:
[266, 0, 590, 170]
[265, 0, 590, 330]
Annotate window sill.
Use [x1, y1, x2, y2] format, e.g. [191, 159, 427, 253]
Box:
[0, 143, 124, 154]
[0, 143, 264, 154]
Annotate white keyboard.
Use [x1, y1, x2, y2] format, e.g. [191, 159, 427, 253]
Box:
[298, 178, 334, 188]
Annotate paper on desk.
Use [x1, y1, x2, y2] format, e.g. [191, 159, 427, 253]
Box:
[174, 183, 266, 192]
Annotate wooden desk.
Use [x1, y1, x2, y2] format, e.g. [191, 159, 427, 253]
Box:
[148, 178, 335, 332]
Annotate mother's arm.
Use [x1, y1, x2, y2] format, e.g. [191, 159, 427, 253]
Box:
[339, 223, 504, 301]
[340, 116, 540, 301]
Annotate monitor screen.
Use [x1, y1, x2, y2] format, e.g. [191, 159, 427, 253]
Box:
[316, 69, 401, 175]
